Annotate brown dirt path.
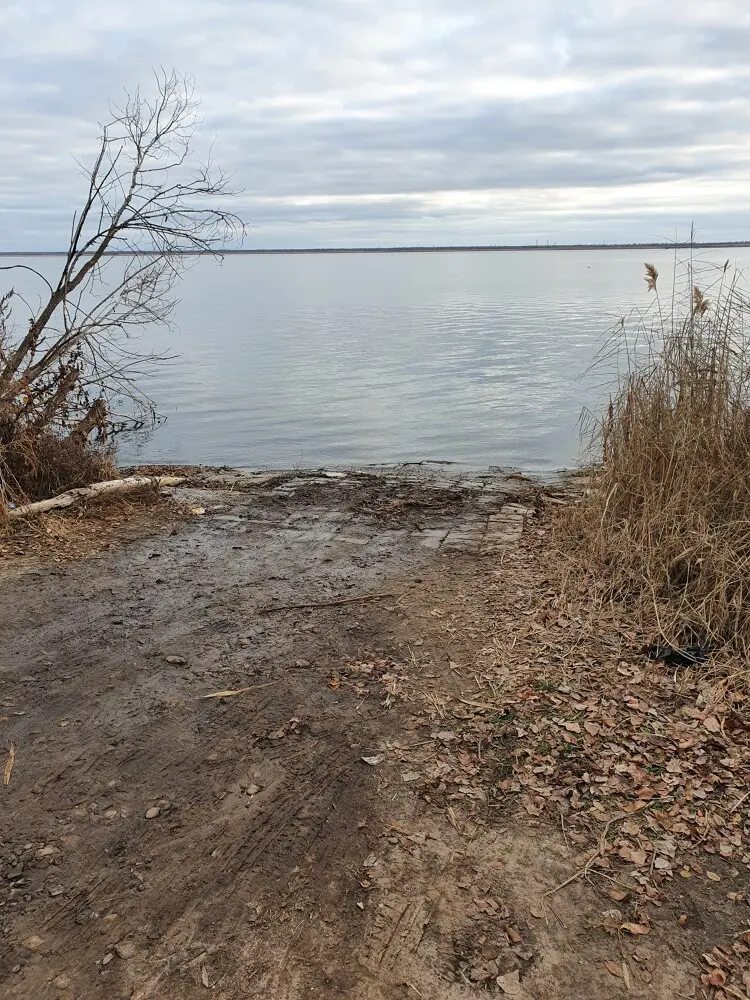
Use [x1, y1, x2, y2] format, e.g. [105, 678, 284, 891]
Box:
[0, 469, 739, 999]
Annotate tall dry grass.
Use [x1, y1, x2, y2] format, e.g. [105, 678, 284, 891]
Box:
[566, 256, 750, 650]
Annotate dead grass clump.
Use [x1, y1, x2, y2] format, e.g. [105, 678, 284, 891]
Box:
[566, 258, 750, 651]
[1, 430, 116, 505]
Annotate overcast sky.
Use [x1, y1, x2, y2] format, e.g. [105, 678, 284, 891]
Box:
[2, 0, 750, 250]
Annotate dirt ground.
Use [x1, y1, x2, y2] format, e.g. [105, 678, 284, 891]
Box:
[1, 467, 748, 1000]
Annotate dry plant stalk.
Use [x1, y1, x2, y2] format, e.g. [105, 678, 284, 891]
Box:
[3, 743, 16, 786]
[566, 254, 750, 653]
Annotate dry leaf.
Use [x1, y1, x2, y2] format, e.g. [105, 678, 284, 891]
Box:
[604, 961, 624, 979]
[619, 846, 648, 867]
[706, 871, 721, 882]
[201, 966, 210, 988]
[3, 743, 16, 787]
[622, 961, 632, 990]
[529, 905, 546, 919]
[496, 970, 521, 995]
[707, 969, 726, 987]
[190, 506, 206, 516]
[608, 889, 628, 902]
[620, 922, 650, 935]
[506, 926, 522, 945]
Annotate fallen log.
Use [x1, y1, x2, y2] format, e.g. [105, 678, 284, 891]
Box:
[6, 476, 185, 519]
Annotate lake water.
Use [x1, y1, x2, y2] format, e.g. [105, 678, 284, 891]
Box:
[2, 248, 745, 473]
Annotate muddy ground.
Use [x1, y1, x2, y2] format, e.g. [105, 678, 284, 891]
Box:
[0, 468, 745, 999]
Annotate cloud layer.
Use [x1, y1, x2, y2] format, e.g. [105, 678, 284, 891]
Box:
[2, 0, 750, 249]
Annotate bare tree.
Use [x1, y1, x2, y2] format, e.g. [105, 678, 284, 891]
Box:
[0, 70, 244, 500]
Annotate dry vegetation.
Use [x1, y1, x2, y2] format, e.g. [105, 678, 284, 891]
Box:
[0, 71, 242, 514]
[0, 486, 183, 566]
[390, 528, 750, 998]
[563, 257, 750, 657]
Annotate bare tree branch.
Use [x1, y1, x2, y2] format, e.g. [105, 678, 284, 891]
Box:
[0, 70, 245, 502]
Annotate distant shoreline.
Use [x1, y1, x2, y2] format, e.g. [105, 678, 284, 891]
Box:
[2, 241, 749, 257]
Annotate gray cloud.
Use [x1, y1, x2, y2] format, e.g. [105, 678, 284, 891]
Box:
[2, 0, 750, 249]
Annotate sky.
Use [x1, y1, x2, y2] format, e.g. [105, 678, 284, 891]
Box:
[2, 0, 750, 250]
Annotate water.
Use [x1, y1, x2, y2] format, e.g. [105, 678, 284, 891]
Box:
[2, 248, 745, 472]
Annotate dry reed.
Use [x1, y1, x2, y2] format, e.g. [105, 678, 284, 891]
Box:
[564, 255, 750, 651]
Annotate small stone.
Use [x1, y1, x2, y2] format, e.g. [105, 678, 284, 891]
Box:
[145, 806, 160, 819]
[165, 655, 186, 665]
[22, 934, 43, 952]
[104, 809, 119, 821]
[49, 886, 64, 898]
[35, 845, 60, 860]
[101, 952, 114, 966]
[52, 974, 71, 989]
[114, 939, 137, 960]
[497, 969, 521, 995]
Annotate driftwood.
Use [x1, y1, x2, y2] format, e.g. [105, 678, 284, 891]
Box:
[7, 476, 185, 519]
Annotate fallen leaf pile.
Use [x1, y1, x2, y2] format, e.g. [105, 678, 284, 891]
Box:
[389, 525, 750, 908]
[328, 657, 410, 706]
[699, 931, 750, 999]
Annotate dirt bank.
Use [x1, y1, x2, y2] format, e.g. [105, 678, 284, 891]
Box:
[0, 467, 747, 999]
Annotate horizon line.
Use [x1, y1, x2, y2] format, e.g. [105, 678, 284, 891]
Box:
[2, 240, 749, 256]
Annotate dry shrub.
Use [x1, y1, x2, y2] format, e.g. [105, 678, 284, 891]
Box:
[1, 431, 116, 504]
[565, 257, 750, 650]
